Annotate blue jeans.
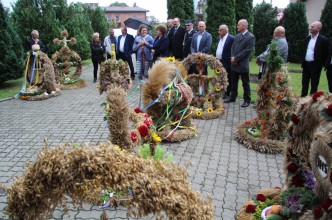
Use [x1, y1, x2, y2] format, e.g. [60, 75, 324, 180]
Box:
[136, 61, 149, 80]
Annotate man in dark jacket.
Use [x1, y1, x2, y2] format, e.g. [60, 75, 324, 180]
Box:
[301, 21, 329, 97]
[117, 26, 135, 80]
[27, 30, 46, 53]
[325, 43, 332, 94]
[183, 20, 197, 58]
[167, 17, 186, 60]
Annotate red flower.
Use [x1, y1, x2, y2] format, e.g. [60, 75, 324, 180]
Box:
[138, 124, 149, 137]
[245, 204, 256, 213]
[312, 91, 324, 101]
[257, 194, 266, 202]
[291, 114, 300, 125]
[314, 206, 323, 218]
[322, 199, 332, 211]
[131, 131, 138, 142]
[143, 113, 149, 118]
[277, 76, 283, 82]
[327, 104, 332, 116]
[245, 121, 251, 125]
[276, 96, 283, 102]
[265, 91, 270, 97]
[134, 108, 142, 113]
[291, 175, 304, 187]
[266, 112, 270, 117]
[287, 163, 299, 173]
[144, 120, 152, 127]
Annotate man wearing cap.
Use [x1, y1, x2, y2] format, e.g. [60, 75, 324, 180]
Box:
[183, 20, 197, 58]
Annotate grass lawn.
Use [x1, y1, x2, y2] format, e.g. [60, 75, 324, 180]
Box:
[0, 59, 92, 100]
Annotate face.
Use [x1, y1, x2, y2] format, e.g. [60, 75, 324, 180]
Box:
[185, 24, 192, 31]
[167, 20, 173, 28]
[198, 22, 205, 33]
[32, 33, 39, 39]
[140, 28, 148, 36]
[218, 28, 227, 37]
[156, 29, 161, 36]
[309, 22, 320, 35]
[173, 19, 180, 26]
[94, 36, 99, 41]
[121, 28, 127, 35]
[237, 21, 245, 32]
[109, 30, 114, 37]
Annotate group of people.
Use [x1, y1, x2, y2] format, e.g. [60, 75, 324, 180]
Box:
[27, 17, 332, 102]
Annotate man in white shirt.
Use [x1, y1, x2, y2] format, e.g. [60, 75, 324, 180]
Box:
[216, 24, 234, 99]
[301, 21, 329, 97]
[117, 27, 135, 80]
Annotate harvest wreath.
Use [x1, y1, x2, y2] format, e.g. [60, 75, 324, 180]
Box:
[182, 53, 228, 119]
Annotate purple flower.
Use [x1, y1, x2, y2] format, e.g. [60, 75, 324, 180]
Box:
[304, 171, 316, 189]
[285, 194, 302, 214]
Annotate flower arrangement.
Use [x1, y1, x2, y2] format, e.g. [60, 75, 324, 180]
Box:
[182, 53, 228, 120]
[139, 144, 173, 162]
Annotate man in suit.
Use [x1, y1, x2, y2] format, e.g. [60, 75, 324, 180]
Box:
[183, 20, 197, 58]
[224, 19, 255, 108]
[117, 26, 135, 80]
[27, 30, 46, 53]
[256, 26, 288, 79]
[215, 24, 234, 99]
[168, 17, 186, 60]
[301, 21, 329, 97]
[325, 43, 332, 94]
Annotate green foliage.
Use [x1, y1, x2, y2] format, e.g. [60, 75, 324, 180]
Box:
[182, 0, 194, 22]
[206, 0, 236, 54]
[139, 144, 173, 162]
[320, 0, 332, 42]
[167, 0, 186, 23]
[252, 198, 276, 220]
[0, 3, 24, 85]
[253, 2, 278, 56]
[235, 0, 253, 31]
[267, 40, 283, 73]
[70, 33, 91, 61]
[282, 2, 308, 63]
[87, 7, 109, 42]
[109, 1, 128, 7]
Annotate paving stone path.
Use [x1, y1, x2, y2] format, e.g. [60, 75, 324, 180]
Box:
[0, 64, 284, 219]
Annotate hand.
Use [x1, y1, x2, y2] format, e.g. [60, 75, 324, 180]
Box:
[151, 49, 155, 53]
[231, 57, 236, 64]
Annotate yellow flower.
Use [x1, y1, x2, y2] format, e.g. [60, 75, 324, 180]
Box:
[207, 108, 213, 113]
[215, 86, 221, 92]
[206, 97, 212, 104]
[151, 132, 162, 143]
[196, 110, 203, 117]
[114, 145, 122, 151]
[215, 68, 221, 75]
[166, 56, 175, 62]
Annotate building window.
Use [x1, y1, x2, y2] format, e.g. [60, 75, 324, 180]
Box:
[116, 16, 120, 22]
[107, 16, 112, 22]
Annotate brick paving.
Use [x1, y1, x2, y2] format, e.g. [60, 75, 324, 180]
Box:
[0, 64, 285, 219]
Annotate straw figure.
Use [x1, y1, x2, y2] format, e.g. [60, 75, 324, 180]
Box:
[182, 53, 228, 119]
[235, 40, 298, 154]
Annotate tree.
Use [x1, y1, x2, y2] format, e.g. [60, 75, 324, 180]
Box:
[109, 2, 128, 7]
[235, 0, 253, 30]
[0, 3, 24, 84]
[253, 2, 278, 56]
[183, 0, 194, 22]
[87, 7, 109, 42]
[167, 0, 186, 23]
[282, 2, 308, 63]
[320, 0, 332, 42]
[206, 0, 236, 54]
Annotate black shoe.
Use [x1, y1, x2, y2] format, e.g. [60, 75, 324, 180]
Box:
[131, 76, 135, 80]
[224, 98, 236, 103]
[134, 72, 137, 75]
[223, 95, 229, 100]
[93, 78, 97, 83]
[241, 101, 250, 108]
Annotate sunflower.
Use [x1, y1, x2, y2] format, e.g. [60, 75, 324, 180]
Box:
[215, 86, 221, 92]
[206, 97, 212, 104]
[215, 68, 221, 75]
[151, 132, 162, 143]
[114, 145, 122, 151]
[196, 110, 203, 117]
[166, 56, 175, 62]
[207, 108, 213, 113]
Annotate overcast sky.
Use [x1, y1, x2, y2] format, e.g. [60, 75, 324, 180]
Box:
[1, 0, 290, 22]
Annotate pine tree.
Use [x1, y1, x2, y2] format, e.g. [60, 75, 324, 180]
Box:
[282, 2, 308, 63]
[0, 3, 24, 84]
[235, 0, 253, 30]
[183, 0, 194, 22]
[87, 7, 109, 42]
[320, 0, 332, 42]
[253, 2, 278, 56]
[206, 0, 236, 54]
[167, 0, 186, 23]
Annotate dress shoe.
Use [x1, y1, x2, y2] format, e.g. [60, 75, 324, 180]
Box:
[224, 98, 236, 103]
[241, 101, 250, 108]
[223, 95, 229, 100]
[131, 76, 135, 80]
[93, 78, 97, 83]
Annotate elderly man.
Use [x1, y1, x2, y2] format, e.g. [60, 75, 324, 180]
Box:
[224, 19, 255, 108]
[256, 26, 288, 79]
[301, 21, 329, 97]
[117, 26, 135, 80]
[167, 17, 186, 59]
[183, 20, 197, 58]
[166, 18, 174, 37]
[216, 24, 234, 99]
[27, 30, 46, 53]
[104, 28, 117, 60]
